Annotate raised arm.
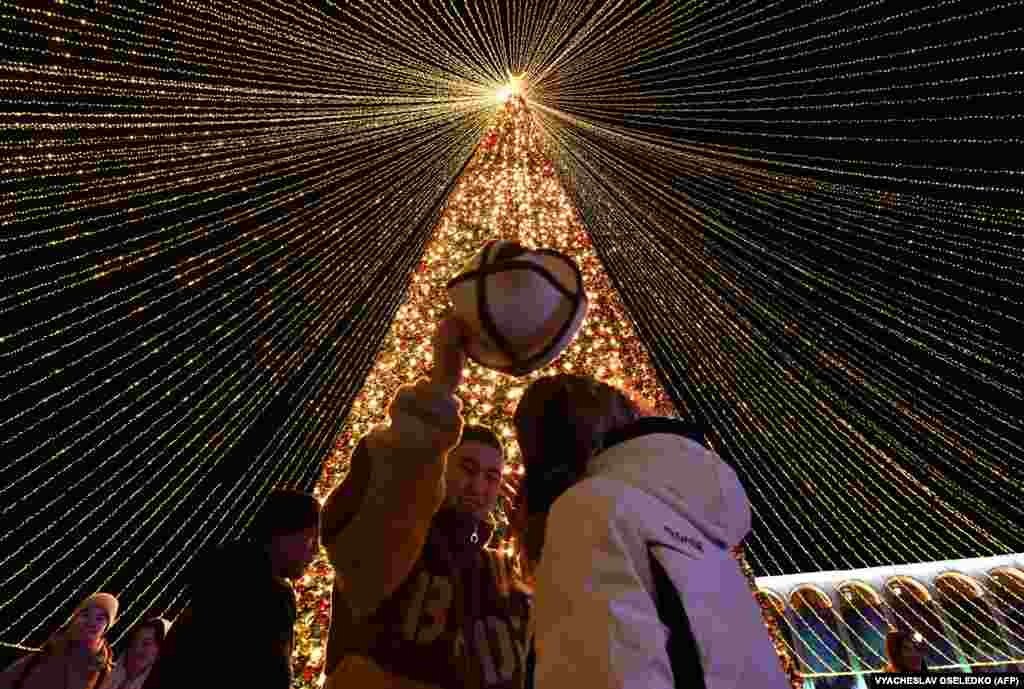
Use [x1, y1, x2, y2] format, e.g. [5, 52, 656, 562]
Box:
[321, 316, 467, 622]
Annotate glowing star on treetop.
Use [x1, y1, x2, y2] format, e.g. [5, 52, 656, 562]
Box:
[496, 74, 527, 103]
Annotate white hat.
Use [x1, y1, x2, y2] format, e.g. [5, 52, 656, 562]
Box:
[447, 240, 588, 377]
[71, 592, 119, 631]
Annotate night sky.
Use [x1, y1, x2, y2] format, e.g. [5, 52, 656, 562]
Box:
[1, 0, 1022, 650]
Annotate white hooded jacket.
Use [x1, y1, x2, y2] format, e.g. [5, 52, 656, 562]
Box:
[530, 418, 789, 689]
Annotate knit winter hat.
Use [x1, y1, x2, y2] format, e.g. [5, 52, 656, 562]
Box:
[70, 592, 119, 631]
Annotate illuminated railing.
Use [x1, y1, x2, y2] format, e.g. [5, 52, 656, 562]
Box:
[798, 658, 1024, 678]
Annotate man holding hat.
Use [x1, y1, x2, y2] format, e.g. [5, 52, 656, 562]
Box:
[142, 489, 320, 689]
[321, 316, 532, 689]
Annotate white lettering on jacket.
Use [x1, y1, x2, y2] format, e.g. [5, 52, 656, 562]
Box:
[402, 571, 527, 687]
[664, 525, 704, 556]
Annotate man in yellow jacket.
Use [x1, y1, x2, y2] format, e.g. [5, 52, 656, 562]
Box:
[321, 316, 531, 689]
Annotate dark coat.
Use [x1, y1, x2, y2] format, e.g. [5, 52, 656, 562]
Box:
[141, 541, 296, 689]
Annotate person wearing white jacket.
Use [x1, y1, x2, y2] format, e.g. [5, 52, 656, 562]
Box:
[512, 374, 789, 689]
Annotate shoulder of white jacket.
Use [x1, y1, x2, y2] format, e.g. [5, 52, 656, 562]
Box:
[558, 474, 667, 513]
[556, 474, 716, 555]
[551, 476, 670, 541]
[550, 475, 627, 518]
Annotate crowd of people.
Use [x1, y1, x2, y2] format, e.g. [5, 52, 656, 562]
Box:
[0, 593, 170, 689]
[3, 315, 926, 688]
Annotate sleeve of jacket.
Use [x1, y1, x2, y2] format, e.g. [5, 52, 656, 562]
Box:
[0, 655, 33, 689]
[321, 378, 463, 622]
[531, 482, 674, 689]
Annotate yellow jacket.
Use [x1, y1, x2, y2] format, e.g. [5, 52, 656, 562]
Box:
[321, 379, 532, 689]
[322, 379, 459, 689]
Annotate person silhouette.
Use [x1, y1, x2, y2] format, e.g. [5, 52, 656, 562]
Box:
[0, 592, 118, 689]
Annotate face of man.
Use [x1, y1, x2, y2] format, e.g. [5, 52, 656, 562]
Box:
[270, 523, 320, 580]
[445, 440, 504, 521]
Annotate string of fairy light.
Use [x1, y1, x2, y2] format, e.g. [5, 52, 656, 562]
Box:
[1, 0, 1021, 685]
[544, 122, 1015, 556]
[561, 145, 1015, 522]
[764, 569, 1024, 676]
[526, 0, 1023, 681]
[1, 0, 501, 647]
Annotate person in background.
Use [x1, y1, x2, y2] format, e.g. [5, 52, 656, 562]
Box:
[322, 315, 532, 689]
[104, 617, 170, 689]
[0, 592, 118, 689]
[512, 373, 789, 689]
[884, 629, 928, 673]
[142, 489, 320, 689]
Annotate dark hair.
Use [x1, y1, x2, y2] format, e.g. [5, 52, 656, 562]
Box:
[885, 629, 924, 672]
[460, 425, 504, 453]
[134, 618, 168, 645]
[251, 489, 320, 543]
[115, 617, 167, 660]
[512, 374, 639, 518]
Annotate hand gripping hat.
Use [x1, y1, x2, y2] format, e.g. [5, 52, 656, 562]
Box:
[446, 240, 588, 377]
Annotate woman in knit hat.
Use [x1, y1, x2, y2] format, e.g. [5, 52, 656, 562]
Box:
[0, 592, 119, 689]
[103, 618, 170, 689]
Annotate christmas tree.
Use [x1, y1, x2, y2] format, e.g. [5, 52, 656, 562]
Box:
[287, 78, 795, 688]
